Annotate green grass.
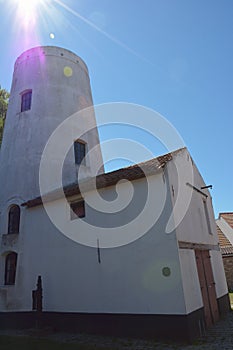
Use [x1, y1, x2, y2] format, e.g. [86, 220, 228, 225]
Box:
[229, 293, 233, 308]
[0, 335, 113, 350]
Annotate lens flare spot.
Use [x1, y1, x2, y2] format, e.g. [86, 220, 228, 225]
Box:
[64, 66, 73, 77]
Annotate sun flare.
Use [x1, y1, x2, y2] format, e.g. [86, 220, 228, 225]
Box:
[14, 0, 43, 12]
[13, 0, 48, 28]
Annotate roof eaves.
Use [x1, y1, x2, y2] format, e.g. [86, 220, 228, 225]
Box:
[22, 147, 185, 208]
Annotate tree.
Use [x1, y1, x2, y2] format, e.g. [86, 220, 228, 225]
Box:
[0, 86, 10, 145]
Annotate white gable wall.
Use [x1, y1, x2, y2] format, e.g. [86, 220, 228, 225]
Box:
[166, 149, 228, 313]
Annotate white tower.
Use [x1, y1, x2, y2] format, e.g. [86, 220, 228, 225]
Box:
[0, 46, 103, 206]
[0, 47, 104, 309]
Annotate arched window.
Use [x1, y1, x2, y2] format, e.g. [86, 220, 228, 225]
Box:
[4, 252, 17, 285]
[8, 205, 20, 234]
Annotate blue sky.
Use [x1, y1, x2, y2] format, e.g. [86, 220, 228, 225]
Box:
[0, 0, 232, 216]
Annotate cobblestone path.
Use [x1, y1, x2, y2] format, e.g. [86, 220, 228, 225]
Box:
[1, 311, 233, 349]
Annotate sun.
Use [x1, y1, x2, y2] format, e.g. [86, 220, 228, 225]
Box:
[14, 0, 43, 12]
[12, 0, 48, 28]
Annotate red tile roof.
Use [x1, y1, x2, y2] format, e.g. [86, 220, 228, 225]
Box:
[221, 246, 233, 255]
[217, 225, 232, 246]
[219, 213, 233, 230]
[216, 223, 233, 256]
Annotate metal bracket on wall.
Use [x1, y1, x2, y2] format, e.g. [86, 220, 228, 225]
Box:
[186, 182, 208, 198]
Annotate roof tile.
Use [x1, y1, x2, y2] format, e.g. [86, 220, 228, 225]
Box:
[220, 213, 233, 230]
[216, 224, 233, 256]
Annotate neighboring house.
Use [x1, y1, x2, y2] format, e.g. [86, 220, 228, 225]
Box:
[216, 213, 233, 291]
[0, 46, 230, 341]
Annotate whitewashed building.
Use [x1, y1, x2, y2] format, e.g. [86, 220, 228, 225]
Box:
[0, 46, 229, 341]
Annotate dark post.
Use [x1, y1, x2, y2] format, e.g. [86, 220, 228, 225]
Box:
[32, 275, 43, 312]
[37, 276, 43, 312]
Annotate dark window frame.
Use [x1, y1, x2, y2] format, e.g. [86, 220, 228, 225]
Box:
[74, 140, 86, 165]
[8, 205, 20, 234]
[4, 252, 17, 285]
[21, 90, 32, 112]
[70, 199, 85, 220]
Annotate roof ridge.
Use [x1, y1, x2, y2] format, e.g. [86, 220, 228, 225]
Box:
[107, 147, 186, 173]
[219, 212, 233, 215]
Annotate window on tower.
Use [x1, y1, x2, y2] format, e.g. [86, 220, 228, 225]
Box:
[74, 140, 86, 165]
[4, 252, 18, 285]
[8, 205, 20, 234]
[21, 90, 32, 112]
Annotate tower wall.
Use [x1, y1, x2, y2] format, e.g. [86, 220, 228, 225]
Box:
[0, 46, 103, 207]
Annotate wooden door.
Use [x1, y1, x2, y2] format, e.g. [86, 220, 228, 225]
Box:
[195, 250, 219, 327]
[195, 250, 212, 327]
[201, 250, 219, 323]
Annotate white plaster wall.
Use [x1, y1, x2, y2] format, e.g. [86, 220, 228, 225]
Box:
[210, 250, 228, 298]
[178, 249, 203, 313]
[0, 203, 29, 311]
[0, 174, 187, 315]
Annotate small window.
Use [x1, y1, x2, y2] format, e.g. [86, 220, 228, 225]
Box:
[70, 200, 85, 220]
[203, 199, 212, 234]
[74, 140, 86, 165]
[21, 90, 32, 112]
[5, 252, 17, 285]
[8, 205, 20, 234]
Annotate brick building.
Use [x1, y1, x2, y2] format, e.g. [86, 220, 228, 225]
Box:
[216, 213, 233, 291]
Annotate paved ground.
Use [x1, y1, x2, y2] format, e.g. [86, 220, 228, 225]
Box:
[1, 311, 233, 349]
